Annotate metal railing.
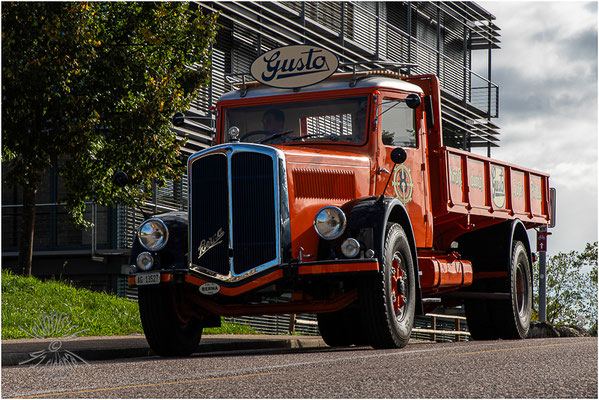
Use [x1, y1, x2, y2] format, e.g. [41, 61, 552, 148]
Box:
[229, 312, 470, 343]
[413, 313, 471, 342]
[1, 201, 106, 253]
[195, 1, 501, 152]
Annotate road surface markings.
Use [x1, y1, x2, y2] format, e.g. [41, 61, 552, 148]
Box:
[447, 343, 562, 356]
[5, 345, 471, 398]
[13, 372, 278, 399]
[10, 341, 570, 398]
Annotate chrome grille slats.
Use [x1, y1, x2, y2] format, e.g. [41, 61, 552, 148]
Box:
[190, 154, 229, 275]
[231, 152, 277, 274]
[188, 144, 285, 281]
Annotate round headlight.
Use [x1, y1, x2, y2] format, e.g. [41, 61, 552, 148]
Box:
[341, 238, 360, 258]
[314, 206, 346, 240]
[138, 218, 169, 251]
[136, 252, 154, 271]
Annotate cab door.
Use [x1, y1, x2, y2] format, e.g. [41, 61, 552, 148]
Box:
[375, 93, 432, 248]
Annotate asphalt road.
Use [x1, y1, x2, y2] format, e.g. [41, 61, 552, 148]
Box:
[2, 337, 596, 398]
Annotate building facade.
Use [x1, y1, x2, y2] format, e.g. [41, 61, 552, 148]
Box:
[2, 1, 500, 296]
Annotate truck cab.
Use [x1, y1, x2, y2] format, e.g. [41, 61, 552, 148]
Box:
[127, 49, 551, 356]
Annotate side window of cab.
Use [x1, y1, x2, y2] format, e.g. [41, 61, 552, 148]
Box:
[380, 98, 417, 147]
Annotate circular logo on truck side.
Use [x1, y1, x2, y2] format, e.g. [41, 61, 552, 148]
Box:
[391, 164, 413, 205]
[250, 45, 339, 89]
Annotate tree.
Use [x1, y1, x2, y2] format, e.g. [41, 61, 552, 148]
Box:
[2, 2, 218, 276]
[533, 242, 598, 330]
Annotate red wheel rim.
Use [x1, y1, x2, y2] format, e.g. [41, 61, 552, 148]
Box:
[390, 254, 407, 316]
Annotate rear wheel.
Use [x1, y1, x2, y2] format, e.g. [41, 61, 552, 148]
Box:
[138, 285, 203, 356]
[464, 240, 532, 340]
[464, 290, 500, 340]
[359, 223, 415, 348]
[495, 241, 532, 339]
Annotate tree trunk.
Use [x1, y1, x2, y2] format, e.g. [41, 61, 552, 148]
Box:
[18, 184, 37, 277]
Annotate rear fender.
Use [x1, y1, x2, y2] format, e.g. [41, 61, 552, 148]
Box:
[510, 219, 533, 279]
[457, 219, 532, 276]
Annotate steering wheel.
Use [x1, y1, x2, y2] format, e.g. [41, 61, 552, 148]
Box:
[239, 130, 272, 142]
[255, 129, 294, 144]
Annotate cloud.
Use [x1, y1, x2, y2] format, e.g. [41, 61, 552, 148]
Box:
[478, 1, 598, 254]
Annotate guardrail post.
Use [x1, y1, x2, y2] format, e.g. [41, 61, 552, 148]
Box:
[289, 314, 296, 334]
[539, 226, 548, 323]
[455, 318, 461, 342]
[432, 315, 437, 342]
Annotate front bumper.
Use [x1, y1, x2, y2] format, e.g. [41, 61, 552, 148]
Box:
[128, 258, 379, 297]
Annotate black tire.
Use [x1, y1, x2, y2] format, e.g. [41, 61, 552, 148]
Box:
[359, 223, 415, 349]
[494, 241, 533, 339]
[138, 285, 203, 357]
[317, 309, 354, 347]
[317, 307, 368, 347]
[464, 293, 500, 340]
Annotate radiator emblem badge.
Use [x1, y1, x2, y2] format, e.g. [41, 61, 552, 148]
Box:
[199, 282, 221, 295]
[197, 228, 225, 260]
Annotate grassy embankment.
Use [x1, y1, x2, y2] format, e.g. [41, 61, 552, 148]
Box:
[1, 270, 255, 339]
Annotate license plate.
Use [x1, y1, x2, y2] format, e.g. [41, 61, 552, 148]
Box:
[136, 272, 161, 286]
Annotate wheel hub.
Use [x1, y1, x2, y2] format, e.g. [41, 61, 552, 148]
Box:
[391, 256, 407, 313]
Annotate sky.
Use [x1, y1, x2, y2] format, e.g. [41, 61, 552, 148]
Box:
[475, 1, 598, 256]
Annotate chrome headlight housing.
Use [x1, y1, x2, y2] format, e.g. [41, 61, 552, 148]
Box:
[136, 252, 154, 271]
[138, 218, 169, 251]
[313, 206, 346, 240]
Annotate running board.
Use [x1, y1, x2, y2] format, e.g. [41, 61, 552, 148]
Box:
[439, 292, 510, 300]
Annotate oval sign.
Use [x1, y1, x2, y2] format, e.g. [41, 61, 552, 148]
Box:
[250, 45, 339, 89]
[199, 282, 221, 295]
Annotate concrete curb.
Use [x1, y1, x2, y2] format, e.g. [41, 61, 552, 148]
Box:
[2, 334, 327, 366]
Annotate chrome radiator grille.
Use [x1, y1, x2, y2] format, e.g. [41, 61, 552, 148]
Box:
[231, 152, 277, 274]
[189, 145, 283, 280]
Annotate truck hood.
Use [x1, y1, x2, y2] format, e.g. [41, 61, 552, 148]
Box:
[275, 145, 372, 262]
[277, 145, 372, 169]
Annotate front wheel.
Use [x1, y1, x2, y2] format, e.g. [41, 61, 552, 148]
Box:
[359, 223, 415, 348]
[317, 306, 368, 347]
[138, 285, 203, 357]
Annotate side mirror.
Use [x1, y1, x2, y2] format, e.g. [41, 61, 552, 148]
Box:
[405, 94, 421, 109]
[390, 147, 407, 165]
[113, 171, 130, 187]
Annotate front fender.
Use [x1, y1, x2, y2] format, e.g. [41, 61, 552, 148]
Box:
[130, 211, 188, 270]
[340, 196, 423, 315]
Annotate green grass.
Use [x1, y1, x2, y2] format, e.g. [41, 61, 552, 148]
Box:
[1, 270, 255, 339]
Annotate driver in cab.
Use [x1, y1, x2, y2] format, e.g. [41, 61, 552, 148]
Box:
[257, 108, 290, 144]
[262, 108, 285, 134]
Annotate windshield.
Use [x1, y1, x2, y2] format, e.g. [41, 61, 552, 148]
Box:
[224, 96, 368, 144]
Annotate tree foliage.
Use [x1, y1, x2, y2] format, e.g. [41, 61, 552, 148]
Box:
[2, 2, 218, 274]
[533, 242, 598, 330]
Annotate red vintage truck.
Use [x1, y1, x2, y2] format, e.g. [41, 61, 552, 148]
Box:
[126, 46, 552, 356]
